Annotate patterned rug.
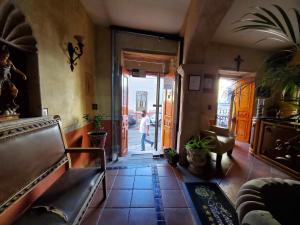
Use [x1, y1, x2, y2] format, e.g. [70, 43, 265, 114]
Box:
[185, 182, 238, 225]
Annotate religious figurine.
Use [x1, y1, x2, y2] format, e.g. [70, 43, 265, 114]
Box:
[0, 45, 27, 115]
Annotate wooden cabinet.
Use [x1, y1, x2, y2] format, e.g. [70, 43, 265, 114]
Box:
[254, 119, 300, 178]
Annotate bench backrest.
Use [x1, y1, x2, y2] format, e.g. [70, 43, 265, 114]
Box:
[0, 117, 68, 213]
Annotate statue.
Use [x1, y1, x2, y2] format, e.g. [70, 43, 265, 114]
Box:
[0, 45, 27, 115]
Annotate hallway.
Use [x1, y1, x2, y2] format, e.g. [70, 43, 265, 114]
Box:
[81, 141, 293, 225]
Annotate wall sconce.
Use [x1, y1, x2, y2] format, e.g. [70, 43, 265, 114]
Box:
[67, 35, 84, 71]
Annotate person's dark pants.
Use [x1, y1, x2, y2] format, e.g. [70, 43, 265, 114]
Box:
[141, 133, 153, 151]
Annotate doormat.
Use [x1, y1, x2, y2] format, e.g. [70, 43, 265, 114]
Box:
[130, 153, 153, 158]
[185, 182, 238, 225]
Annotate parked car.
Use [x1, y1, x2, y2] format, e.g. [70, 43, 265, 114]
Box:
[150, 114, 162, 126]
[128, 114, 137, 127]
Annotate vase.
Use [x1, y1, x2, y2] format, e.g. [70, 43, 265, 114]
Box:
[186, 150, 209, 175]
[88, 131, 107, 148]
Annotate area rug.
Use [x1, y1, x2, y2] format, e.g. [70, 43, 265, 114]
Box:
[185, 182, 238, 225]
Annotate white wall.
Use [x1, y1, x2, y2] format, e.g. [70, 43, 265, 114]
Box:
[128, 76, 164, 114]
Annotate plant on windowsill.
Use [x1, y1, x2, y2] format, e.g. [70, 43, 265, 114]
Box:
[185, 135, 216, 175]
[233, 4, 300, 121]
[83, 114, 107, 148]
[164, 148, 179, 167]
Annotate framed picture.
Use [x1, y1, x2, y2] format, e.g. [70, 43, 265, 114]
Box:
[203, 74, 215, 93]
[189, 75, 201, 91]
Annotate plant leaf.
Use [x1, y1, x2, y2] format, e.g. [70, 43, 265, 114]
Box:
[254, 37, 286, 45]
[251, 12, 277, 26]
[257, 6, 287, 34]
[233, 24, 280, 32]
[293, 8, 300, 46]
[273, 4, 297, 44]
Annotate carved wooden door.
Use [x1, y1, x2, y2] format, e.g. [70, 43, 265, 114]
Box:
[234, 79, 255, 142]
[162, 74, 175, 149]
[120, 68, 129, 156]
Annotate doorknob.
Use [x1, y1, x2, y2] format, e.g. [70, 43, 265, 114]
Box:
[153, 104, 162, 107]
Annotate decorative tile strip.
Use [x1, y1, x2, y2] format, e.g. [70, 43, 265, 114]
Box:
[106, 165, 167, 225]
[152, 166, 166, 225]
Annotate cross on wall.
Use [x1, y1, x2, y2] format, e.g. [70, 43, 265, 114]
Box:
[234, 55, 244, 71]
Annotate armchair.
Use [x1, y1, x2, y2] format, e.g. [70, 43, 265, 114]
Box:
[202, 125, 235, 167]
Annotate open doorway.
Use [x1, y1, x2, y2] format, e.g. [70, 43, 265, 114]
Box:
[216, 78, 235, 128]
[119, 51, 178, 157]
[217, 73, 255, 143]
[127, 74, 163, 154]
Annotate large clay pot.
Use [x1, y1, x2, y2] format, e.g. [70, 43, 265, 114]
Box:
[186, 150, 209, 175]
[88, 131, 107, 148]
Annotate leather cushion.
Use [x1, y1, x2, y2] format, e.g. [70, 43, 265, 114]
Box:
[13, 168, 103, 225]
[0, 125, 66, 207]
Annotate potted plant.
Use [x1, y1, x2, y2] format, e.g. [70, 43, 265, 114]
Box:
[233, 5, 300, 120]
[185, 135, 216, 175]
[83, 114, 107, 148]
[164, 148, 179, 167]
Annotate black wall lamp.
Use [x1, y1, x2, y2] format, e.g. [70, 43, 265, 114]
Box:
[67, 35, 84, 71]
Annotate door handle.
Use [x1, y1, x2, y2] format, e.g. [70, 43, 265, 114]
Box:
[153, 104, 162, 107]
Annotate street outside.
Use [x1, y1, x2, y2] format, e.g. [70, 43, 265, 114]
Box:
[128, 124, 162, 155]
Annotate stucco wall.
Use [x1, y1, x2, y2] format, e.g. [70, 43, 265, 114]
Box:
[11, 0, 96, 129]
[95, 26, 112, 118]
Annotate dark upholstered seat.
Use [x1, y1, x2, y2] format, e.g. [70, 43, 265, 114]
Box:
[236, 178, 300, 225]
[14, 168, 104, 225]
[0, 117, 106, 225]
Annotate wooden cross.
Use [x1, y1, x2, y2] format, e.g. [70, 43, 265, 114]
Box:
[234, 55, 244, 71]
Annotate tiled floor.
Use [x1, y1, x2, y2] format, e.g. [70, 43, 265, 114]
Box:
[81, 141, 295, 225]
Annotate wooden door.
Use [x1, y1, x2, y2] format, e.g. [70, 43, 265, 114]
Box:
[234, 79, 255, 142]
[162, 74, 175, 149]
[120, 68, 129, 156]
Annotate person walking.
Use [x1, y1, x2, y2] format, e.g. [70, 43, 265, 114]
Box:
[139, 110, 154, 151]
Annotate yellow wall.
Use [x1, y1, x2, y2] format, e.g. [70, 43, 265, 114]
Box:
[95, 26, 112, 118]
[12, 0, 96, 130]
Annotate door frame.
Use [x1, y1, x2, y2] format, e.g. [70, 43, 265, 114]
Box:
[111, 27, 183, 161]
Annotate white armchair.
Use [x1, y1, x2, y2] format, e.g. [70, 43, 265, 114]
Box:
[202, 125, 235, 167]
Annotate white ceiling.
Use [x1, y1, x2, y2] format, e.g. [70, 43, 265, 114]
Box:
[80, 0, 191, 34]
[213, 0, 300, 50]
[81, 0, 300, 50]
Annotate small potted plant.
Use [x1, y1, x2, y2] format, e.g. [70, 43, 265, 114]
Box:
[185, 135, 216, 175]
[164, 148, 179, 167]
[83, 114, 107, 148]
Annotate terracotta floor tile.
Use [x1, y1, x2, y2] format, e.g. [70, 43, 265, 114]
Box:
[157, 166, 175, 176]
[131, 190, 155, 207]
[81, 208, 103, 225]
[112, 176, 135, 189]
[90, 187, 107, 208]
[106, 190, 132, 207]
[159, 177, 179, 190]
[100, 175, 115, 190]
[161, 190, 187, 207]
[106, 169, 119, 176]
[135, 167, 152, 176]
[98, 208, 129, 225]
[134, 176, 153, 189]
[164, 208, 196, 225]
[118, 168, 136, 176]
[128, 208, 157, 225]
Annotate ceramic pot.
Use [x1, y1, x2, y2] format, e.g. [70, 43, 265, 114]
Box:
[186, 150, 208, 175]
[167, 154, 179, 167]
[88, 131, 107, 148]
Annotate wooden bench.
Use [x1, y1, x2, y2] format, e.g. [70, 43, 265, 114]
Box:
[0, 117, 106, 225]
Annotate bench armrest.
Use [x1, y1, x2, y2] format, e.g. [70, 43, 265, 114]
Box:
[65, 148, 106, 169]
